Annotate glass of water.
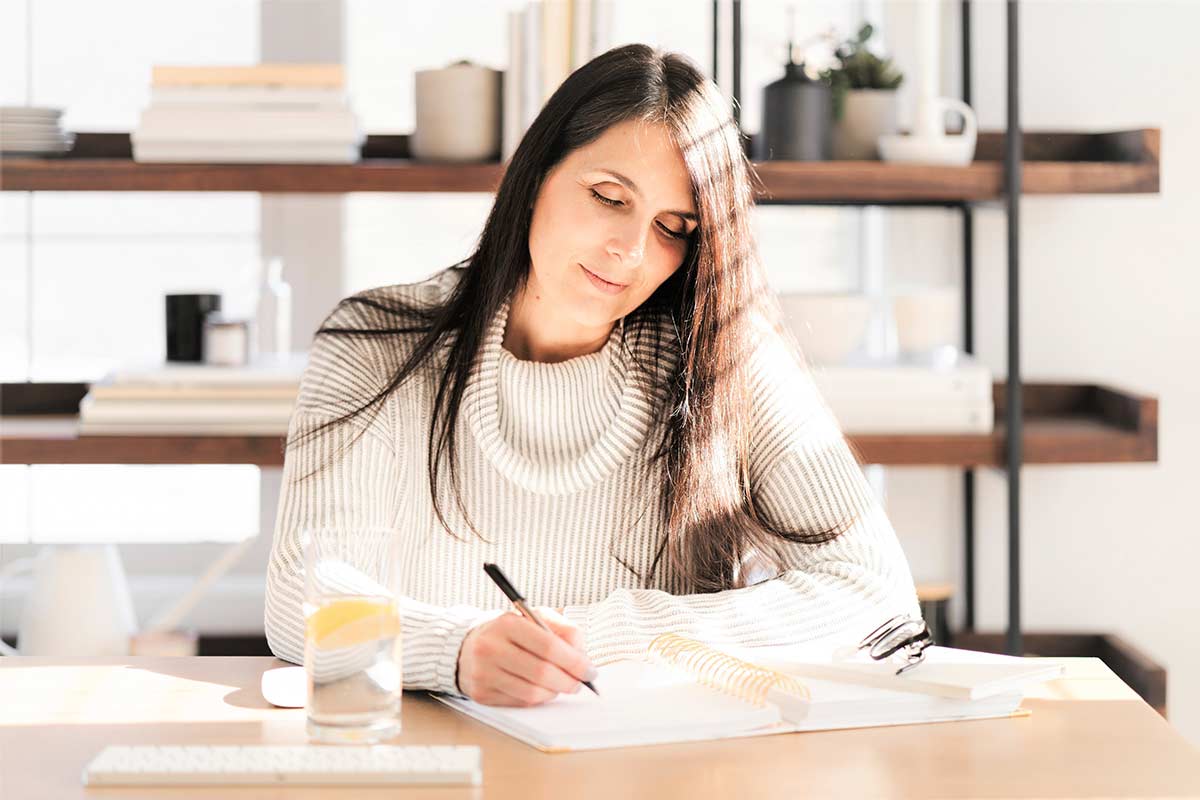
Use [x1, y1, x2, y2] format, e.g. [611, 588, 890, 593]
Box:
[302, 527, 402, 745]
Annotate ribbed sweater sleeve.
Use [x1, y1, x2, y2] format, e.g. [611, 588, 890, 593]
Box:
[262, 292, 496, 695]
[560, 334, 921, 666]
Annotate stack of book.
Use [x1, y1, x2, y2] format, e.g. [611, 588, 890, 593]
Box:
[132, 64, 363, 163]
[0, 106, 74, 156]
[503, 1, 615, 162]
[79, 355, 306, 436]
[811, 353, 995, 434]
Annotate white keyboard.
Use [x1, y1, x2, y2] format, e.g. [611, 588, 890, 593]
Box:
[81, 745, 482, 787]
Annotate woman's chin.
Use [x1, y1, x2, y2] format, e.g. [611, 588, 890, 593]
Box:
[569, 290, 625, 327]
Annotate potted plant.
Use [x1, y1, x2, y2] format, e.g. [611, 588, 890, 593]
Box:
[821, 23, 904, 160]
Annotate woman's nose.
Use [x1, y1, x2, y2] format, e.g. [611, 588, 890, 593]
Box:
[606, 221, 648, 267]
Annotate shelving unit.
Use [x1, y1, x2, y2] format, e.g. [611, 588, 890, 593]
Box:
[0, 381, 1159, 467]
[0, 1, 1161, 657]
[715, 0, 1162, 655]
[1, 129, 1159, 199]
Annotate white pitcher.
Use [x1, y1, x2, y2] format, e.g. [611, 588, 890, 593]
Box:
[878, 95, 978, 166]
[0, 544, 138, 656]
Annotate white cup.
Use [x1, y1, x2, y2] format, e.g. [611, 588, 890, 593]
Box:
[892, 287, 960, 355]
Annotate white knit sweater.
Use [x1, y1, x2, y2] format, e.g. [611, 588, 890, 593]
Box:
[264, 266, 920, 695]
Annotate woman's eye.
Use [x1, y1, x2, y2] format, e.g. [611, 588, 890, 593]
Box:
[592, 189, 690, 241]
[590, 189, 622, 207]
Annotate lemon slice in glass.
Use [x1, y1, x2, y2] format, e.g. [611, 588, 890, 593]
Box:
[306, 597, 400, 651]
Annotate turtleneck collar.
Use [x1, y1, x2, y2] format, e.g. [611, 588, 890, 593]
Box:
[462, 297, 659, 495]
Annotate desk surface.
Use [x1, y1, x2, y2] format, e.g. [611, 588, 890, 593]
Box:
[1, 655, 1198, 800]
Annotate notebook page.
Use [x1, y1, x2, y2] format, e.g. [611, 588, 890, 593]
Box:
[435, 659, 783, 751]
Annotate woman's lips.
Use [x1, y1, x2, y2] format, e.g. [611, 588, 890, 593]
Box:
[580, 264, 627, 295]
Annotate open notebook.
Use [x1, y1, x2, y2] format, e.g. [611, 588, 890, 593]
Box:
[434, 634, 1060, 753]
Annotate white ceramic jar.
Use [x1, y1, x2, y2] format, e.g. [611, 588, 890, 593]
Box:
[412, 60, 502, 162]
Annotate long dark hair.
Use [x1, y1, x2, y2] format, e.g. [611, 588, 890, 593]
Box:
[290, 44, 858, 593]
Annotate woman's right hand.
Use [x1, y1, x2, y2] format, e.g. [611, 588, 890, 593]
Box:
[456, 608, 597, 706]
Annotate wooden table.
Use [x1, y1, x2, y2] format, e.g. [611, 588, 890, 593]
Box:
[2, 655, 1198, 799]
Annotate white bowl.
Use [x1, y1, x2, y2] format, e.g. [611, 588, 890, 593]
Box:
[777, 292, 872, 365]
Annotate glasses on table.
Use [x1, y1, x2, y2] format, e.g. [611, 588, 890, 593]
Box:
[854, 614, 933, 676]
[302, 526, 403, 745]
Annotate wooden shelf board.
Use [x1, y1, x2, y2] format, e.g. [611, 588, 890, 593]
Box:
[0, 382, 1157, 467]
[0, 130, 1159, 199]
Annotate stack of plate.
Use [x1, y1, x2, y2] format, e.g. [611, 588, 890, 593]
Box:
[0, 106, 74, 156]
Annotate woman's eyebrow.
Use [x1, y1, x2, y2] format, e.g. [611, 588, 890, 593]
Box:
[596, 168, 698, 222]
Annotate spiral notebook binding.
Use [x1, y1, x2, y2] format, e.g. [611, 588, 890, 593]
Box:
[648, 633, 811, 706]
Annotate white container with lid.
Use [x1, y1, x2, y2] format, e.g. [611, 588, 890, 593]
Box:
[203, 313, 251, 366]
[412, 60, 502, 162]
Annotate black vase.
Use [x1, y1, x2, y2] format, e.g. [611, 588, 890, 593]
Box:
[758, 61, 833, 162]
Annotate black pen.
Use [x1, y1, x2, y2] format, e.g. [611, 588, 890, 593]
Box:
[482, 563, 599, 696]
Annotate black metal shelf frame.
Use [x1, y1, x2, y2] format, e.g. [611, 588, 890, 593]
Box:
[718, 0, 1023, 654]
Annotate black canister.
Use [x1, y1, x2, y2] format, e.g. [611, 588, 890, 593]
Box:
[166, 293, 221, 362]
[758, 60, 833, 161]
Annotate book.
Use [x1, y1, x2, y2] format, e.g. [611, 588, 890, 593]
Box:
[149, 86, 348, 108]
[570, 0, 593, 71]
[151, 64, 345, 88]
[87, 384, 298, 402]
[77, 421, 291, 436]
[777, 644, 1066, 701]
[502, 9, 524, 163]
[100, 356, 307, 387]
[135, 107, 362, 141]
[79, 396, 295, 424]
[825, 400, 994, 434]
[522, 3, 542, 133]
[540, 0, 572, 105]
[433, 633, 1049, 753]
[810, 356, 993, 399]
[131, 141, 361, 164]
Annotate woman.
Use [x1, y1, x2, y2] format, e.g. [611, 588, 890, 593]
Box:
[265, 44, 920, 707]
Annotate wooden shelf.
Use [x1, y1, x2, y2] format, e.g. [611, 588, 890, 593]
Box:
[852, 383, 1158, 466]
[0, 382, 1157, 467]
[0, 130, 1159, 201]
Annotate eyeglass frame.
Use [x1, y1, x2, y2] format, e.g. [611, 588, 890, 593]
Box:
[856, 614, 933, 676]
